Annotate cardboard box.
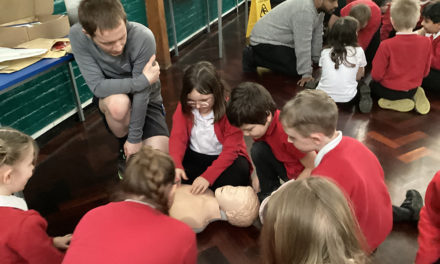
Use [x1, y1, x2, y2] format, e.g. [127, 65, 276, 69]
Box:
[0, 0, 70, 48]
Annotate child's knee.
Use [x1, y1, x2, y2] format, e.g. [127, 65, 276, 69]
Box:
[250, 141, 270, 161]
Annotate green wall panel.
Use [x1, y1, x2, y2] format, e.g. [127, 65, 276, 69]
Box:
[164, 0, 243, 47]
[1, 0, 240, 137]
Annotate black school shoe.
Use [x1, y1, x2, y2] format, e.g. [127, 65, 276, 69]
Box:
[400, 189, 423, 222]
[242, 46, 256, 73]
[393, 189, 424, 222]
[358, 81, 373, 113]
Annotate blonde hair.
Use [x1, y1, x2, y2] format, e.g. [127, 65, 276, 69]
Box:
[390, 0, 421, 31]
[0, 127, 38, 167]
[119, 146, 175, 214]
[260, 177, 369, 264]
[280, 90, 338, 138]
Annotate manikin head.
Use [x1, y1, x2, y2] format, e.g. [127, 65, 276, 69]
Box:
[78, 0, 127, 56]
[169, 185, 259, 232]
[215, 185, 260, 227]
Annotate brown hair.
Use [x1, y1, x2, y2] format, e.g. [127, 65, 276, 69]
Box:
[180, 61, 227, 123]
[78, 0, 127, 37]
[390, 0, 420, 31]
[0, 127, 38, 167]
[118, 146, 175, 214]
[226, 82, 277, 127]
[260, 177, 369, 264]
[280, 90, 338, 138]
[327, 16, 360, 70]
[349, 4, 372, 28]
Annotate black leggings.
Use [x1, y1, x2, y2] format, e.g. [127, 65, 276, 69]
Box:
[250, 141, 288, 201]
[181, 148, 250, 190]
[422, 68, 440, 92]
[370, 81, 417, 100]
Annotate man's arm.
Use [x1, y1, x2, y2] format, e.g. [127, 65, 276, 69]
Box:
[292, 10, 319, 85]
[125, 26, 161, 145]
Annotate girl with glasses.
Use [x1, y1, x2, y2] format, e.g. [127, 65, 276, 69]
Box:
[169, 61, 252, 195]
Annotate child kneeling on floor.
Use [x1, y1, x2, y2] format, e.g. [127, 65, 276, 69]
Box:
[63, 146, 197, 263]
[370, 0, 432, 114]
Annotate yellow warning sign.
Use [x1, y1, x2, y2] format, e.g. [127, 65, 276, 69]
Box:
[246, 0, 272, 38]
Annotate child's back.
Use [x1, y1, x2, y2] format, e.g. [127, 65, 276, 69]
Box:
[372, 34, 431, 91]
[63, 201, 196, 264]
[317, 46, 366, 102]
[312, 136, 393, 251]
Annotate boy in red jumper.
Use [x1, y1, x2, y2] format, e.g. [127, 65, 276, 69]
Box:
[226, 82, 316, 202]
[419, 2, 440, 92]
[280, 90, 393, 252]
[416, 171, 440, 264]
[370, 0, 432, 114]
[341, 0, 382, 63]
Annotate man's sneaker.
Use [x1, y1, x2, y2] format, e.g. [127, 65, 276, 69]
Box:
[413, 87, 430, 115]
[378, 98, 415, 112]
[242, 46, 256, 73]
[117, 147, 126, 180]
[358, 81, 373, 113]
[400, 189, 423, 222]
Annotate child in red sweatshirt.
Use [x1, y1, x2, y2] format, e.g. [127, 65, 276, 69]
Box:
[370, 0, 432, 114]
[419, 2, 440, 91]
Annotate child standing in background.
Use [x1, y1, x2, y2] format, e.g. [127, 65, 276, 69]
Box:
[316, 16, 371, 113]
[419, 2, 440, 91]
[63, 147, 197, 264]
[0, 127, 71, 264]
[370, 0, 432, 114]
[169, 61, 251, 195]
[260, 177, 369, 264]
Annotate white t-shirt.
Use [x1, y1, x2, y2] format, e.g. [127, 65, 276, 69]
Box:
[317, 46, 367, 103]
[189, 109, 223, 155]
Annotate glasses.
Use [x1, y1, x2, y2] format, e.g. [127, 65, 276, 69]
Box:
[186, 97, 213, 108]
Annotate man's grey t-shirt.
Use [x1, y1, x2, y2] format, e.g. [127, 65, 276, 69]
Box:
[250, 0, 324, 77]
[70, 22, 162, 144]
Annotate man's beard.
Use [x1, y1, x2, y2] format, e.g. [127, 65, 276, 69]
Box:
[317, 7, 335, 14]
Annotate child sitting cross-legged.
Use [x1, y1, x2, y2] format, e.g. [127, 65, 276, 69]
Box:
[370, 0, 432, 114]
[226, 82, 316, 202]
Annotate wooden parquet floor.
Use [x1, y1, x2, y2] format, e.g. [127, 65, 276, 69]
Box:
[26, 6, 440, 264]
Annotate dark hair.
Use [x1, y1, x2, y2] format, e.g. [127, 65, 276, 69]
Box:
[117, 146, 175, 214]
[349, 4, 372, 28]
[180, 61, 227, 122]
[226, 82, 277, 127]
[422, 2, 440, 23]
[78, 0, 127, 37]
[327, 16, 360, 69]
